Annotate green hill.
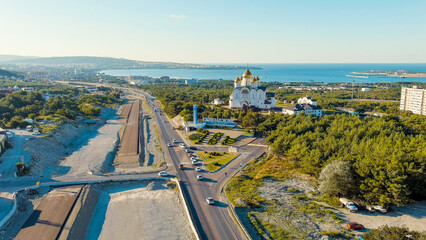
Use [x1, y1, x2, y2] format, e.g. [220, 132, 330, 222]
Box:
[0, 69, 22, 78]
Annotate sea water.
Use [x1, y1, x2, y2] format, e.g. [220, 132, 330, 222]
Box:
[100, 63, 426, 83]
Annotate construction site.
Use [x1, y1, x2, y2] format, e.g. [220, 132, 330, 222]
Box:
[2, 180, 194, 240]
[113, 96, 164, 173]
[0, 94, 173, 240]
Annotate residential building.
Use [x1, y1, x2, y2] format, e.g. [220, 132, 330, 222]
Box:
[282, 104, 323, 117]
[400, 86, 426, 115]
[160, 76, 170, 82]
[229, 68, 276, 109]
[298, 96, 317, 106]
[185, 78, 199, 84]
[361, 88, 370, 92]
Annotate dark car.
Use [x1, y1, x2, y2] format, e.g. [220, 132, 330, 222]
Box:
[179, 164, 184, 170]
[189, 146, 198, 150]
[347, 222, 365, 230]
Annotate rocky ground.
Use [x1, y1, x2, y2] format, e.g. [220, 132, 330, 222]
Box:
[24, 108, 119, 177]
[236, 177, 351, 240]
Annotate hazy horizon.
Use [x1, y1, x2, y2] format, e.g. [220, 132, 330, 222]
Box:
[1, 1, 426, 64]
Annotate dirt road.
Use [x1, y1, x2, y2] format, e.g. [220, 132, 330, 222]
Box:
[117, 100, 140, 157]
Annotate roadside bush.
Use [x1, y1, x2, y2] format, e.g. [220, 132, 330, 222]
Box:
[15, 162, 29, 176]
[363, 225, 426, 240]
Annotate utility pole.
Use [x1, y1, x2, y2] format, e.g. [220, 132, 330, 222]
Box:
[352, 80, 355, 100]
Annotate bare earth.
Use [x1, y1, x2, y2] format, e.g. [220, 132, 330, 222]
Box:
[86, 181, 194, 240]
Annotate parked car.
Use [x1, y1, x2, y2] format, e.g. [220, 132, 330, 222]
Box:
[26, 125, 33, 132]
[158, 171, 170, 177]
[185, 149, 192, 153]
[206, 197, 215, 205]
[189, 146, 198, 150]
[373, 205, 388, 213]
[197, 174, 203, 181]
[365, 206, 375, 213]
[340, 197, 358, 212]
[195, 167, 201, 172]
[347, 222, 365, 230]
[191, 160, 198, 165]
[32, 131, 40, 135]
[179, 143, 186, 148]
[172, 139, 178, 143]
[179, 164, 184, 170]
[6, 132, 13, 139]
[346, 202, 358, 212]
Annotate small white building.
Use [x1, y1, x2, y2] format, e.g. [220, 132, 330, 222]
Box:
[297, 96, 317, 106]
[211, 98, 225, 105]
[361, 88, 370, 92]
[282, 104, 323, 117]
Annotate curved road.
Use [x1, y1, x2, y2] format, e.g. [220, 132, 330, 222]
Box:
[1, 82, 266, 240]
[137, 89, 266, 240]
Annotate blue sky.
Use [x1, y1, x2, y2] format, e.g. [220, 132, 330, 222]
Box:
[1, 0, 425, 63]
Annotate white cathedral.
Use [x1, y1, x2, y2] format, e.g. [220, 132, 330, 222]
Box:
[229, 68, 276, 109]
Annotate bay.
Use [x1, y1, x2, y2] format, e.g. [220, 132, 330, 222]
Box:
[100, 63, 426, 83]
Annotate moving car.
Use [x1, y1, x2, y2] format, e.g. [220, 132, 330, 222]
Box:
[179, 164, 184, 170]
[197, 174, 203, 180]
[158, 171, 170, 177]
[346, 222, 365, 230]
[172, 139, 178, 143]
[195, 167, 201, 172]
[167, 143, 173, 147]
[372, 205, 388, 213]
[206, 197, 215, 205]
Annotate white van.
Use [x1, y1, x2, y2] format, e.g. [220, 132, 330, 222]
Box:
[26, 125, 33, 132]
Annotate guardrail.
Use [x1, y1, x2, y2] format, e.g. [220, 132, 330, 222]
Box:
[222, 184, 252, 240]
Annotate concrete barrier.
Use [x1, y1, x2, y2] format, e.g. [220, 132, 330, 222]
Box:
[171, 178, 201, 240]
[0, 193, 18, 230]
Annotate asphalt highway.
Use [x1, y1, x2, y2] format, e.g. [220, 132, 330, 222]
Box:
[25, 82, 268, 240]
[140, 89, 266, 240]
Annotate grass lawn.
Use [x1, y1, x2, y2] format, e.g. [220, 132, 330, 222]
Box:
[198, 151, 240, 172]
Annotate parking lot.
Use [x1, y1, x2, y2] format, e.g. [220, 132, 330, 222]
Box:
[343, 200, 426, 232]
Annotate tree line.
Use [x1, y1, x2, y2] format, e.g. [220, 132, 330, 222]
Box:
[0, 86, 122, 128]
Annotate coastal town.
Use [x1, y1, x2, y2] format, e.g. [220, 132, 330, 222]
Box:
[0, 62, 425, 240]
[1, 1, 426, 240]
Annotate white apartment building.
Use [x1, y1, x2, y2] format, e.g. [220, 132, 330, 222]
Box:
[400, 86, 426, 115]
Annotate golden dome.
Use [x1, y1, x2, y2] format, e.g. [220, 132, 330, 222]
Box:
[235, 76, 242, 82]
[242, 67, 253, 78]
